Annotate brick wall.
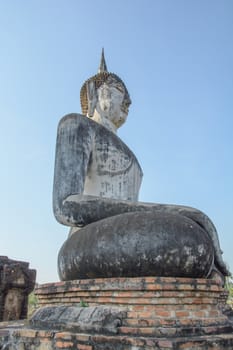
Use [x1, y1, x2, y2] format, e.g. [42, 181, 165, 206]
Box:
[1, 276, 233, 349]
[35, 276, 228, 330]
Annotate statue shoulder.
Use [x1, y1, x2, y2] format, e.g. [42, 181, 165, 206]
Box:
[58, 113, 92, 129]
[57, 114, 98, 143]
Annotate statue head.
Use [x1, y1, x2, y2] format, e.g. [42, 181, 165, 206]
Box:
[80, 50, 131, 130]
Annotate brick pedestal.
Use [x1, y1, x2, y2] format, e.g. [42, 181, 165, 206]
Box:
[35, 276, 232, 335]
[1, 276, 233, 349]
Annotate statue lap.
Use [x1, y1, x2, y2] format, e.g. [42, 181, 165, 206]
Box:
[58, 210, 214, 281]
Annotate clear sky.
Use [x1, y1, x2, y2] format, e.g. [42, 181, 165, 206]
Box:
[0, 1, 232, 284]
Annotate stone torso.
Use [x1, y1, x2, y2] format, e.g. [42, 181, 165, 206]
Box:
[53, 114, 143, 213]
[84, 123, 143, 201]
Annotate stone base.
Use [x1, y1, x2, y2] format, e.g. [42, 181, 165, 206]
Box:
[1, 276, 233, 349]
[1, 326, 233, 350]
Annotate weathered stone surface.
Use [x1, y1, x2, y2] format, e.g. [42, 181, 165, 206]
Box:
[58, 211, 214, 280]
[1, 329, 233, 350]
[0, 256, 36, 321]
[30, 305, 126, 334]
[53, 53, 228, 281]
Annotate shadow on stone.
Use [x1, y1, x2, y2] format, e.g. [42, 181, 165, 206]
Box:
[30, 305, 127, 335]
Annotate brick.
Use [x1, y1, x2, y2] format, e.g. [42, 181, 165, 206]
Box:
[160, 277, 178, 283]
[177, 277, 195, 283]
[77, 345, 92, 350]
[56, 341, 74, 348]
[131, 305, 145, 311]
[152, 297, 178, 305]
[177, 284, 194, 291]
[145, 339, 156, 346]
[179, 319, 196, 326]
[138, 319, 150, 326]
[197, 285, 211, 291]
[126, 337, 145, 346]
[157, 340, 173, 348]
[159, 318, 177, 326]
[120, 326, 157, 336]
[208, 310, 220, 317]
[143, 305, 159, 311]
[143, 276, 156, 283]
[191, 310, 207, 318]
[155, 310, 172, 317]
[16, 329, 38, 338]
[138, 311, 154, 318]
[113, 291, 134, 297]
[76, 334, 90, 342]
[95, 297, 112, 303]
[203, 317, 227, 325]
[126, 311, 138, 318]
[175, 310, 190, 317]
[183, 304, 203, 310]
[140, 318, 162, 327]
[210, 285, 221, 291]
[119, 326, 138, 335]
[193, 297, 215, 304]
[89, 335, 109, 343]
[55, 332, 72, 340]
[179, 341, 203, 349]
[124, 318, 139, 326]
[138, 327, 156, 335]
[141, 291, 159, 298]
[146, 283, 163, 290]
[161, 283, 179, 290]
[159, 327, 177, 337]
[39, 338, 53, 344]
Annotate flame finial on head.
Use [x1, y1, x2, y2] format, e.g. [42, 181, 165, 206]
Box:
[98, 48, 108, 73]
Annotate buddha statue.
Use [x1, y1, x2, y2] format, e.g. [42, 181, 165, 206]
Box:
[53, 50, 228, 282]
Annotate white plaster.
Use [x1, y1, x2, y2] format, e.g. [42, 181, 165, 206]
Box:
[83, 146, 142, 201]
[90, 83, 128, 133]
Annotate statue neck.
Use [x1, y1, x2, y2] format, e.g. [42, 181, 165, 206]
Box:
[91, 111, 117, 134]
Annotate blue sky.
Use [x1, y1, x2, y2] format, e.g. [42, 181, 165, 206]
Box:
[0, 1, 232, 283]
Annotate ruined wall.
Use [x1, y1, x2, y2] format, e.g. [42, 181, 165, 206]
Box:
[0, 256, 36, 321]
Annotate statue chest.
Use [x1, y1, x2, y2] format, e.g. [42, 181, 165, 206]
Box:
[83, 133, 143, 201]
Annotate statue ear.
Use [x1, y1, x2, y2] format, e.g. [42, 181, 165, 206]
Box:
[86, 81, 97, 117]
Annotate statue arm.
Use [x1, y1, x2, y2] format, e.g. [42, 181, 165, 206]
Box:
[53, 113, 94, 225]
[59, 194, 147, 226]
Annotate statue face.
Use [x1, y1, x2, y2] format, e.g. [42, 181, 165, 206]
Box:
[96, 83, 128, 128]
